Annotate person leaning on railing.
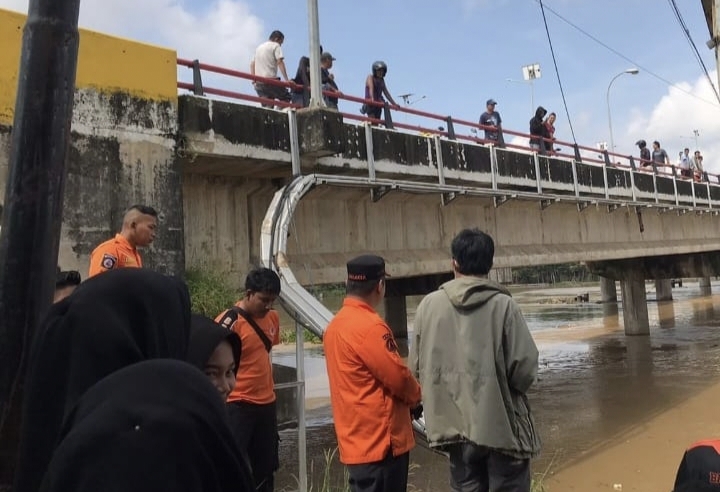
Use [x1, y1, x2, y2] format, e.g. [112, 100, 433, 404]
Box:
[250, 30, 291, 108]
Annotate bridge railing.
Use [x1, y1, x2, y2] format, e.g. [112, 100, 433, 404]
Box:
[176, 58, 720, 193]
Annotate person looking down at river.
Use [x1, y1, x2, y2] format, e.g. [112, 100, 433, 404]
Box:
[411, 228, 541, 492]
[324, 254, 422, 492]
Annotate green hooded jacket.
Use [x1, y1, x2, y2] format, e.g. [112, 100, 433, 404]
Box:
[409, 276, 541, 458]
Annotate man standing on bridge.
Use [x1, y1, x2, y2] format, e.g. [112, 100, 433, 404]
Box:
[324, 255, 422, 492]
[251, 30, 291, 108]
[88, 205, 158, 278]
[410, 229, 541, 492]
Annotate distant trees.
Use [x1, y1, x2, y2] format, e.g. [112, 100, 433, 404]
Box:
[512, 263, 597, 285]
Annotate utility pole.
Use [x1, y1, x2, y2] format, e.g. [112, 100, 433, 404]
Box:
[0, 0, 81, 484]
[306, 0, 324, 108]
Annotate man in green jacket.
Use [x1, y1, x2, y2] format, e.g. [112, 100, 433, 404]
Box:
[410, 228, 541, 492]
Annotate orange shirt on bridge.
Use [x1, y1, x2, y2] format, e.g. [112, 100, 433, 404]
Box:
[324, 297, 422, 465]
[216, 306, 280, 405]
[88, 234, 142, 278]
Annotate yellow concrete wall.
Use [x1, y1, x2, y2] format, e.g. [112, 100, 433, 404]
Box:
[0, 8, 177, 125]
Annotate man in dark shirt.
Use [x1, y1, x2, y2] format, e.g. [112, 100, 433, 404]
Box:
[320, 52, 341, 109]
[479, 99, 504, 147]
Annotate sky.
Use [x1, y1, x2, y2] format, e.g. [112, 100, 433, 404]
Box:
[2, 0, 719, 171]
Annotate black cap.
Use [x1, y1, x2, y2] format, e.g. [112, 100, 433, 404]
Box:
[346, 255, 390, 281]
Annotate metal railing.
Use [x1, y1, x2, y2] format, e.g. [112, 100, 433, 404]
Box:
[176, 58, 720, 212]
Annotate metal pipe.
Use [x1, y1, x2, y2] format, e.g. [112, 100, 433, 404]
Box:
[306, 0, 324, 108]
[0, 0, 81, 483]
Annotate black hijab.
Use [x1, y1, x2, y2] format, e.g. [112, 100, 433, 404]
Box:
[14, 268, 192, 492]
[39, 359, 254, 492]
[187, 314, 241, 373]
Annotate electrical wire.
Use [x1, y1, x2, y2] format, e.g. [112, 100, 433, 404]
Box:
[535, 0, 720, 110]
[666, 0, 720, 103]
[538, 0, 578, 143]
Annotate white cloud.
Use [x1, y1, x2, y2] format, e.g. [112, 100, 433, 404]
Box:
[627, 71, 720, 174]
[0, 0, 265, 91]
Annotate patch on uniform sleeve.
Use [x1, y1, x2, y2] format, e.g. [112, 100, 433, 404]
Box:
[383, 333, 398, 353]
[101, 253, 117, 270]
[219, 312, 237, 330]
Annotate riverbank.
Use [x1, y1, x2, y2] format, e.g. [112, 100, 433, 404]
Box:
[545, 379, 720, 492]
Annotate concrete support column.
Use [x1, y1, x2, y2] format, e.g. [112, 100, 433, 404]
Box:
[620, 279, 650, 336]
[384, 296, 408, 340]
[654, 279, 673, 301]
[600, 276, 618, 303]
[699, 277, 712, 296]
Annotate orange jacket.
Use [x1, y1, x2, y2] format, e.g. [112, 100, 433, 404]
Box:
[88, 234, 142, 278]
[324, 297, 422, 465]
[216, 306, 280, 405]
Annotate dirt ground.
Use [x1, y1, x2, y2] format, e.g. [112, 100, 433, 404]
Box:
[545, 380, 720, 492]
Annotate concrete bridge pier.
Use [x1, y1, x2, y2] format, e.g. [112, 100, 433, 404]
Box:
[600, 277, 618, 303]
[384, 296, 408, 340]
[620, 279, 650, 336]
[654, 279, 673, 301]
[699, 277, 712, 296]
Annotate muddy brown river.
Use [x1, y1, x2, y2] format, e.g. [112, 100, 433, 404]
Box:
[271, 281, 720, 492]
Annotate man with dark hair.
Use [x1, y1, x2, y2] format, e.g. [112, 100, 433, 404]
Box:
[216, 267, 281, 492]
[251, 30, 291, 108]
[88, 205, 158, 278]
[55, 267, 81, 303]
[324, 255, 422, 492]
[410, 229, 541, 492]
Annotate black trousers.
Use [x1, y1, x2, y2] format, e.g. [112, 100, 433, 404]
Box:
[227, 401, 279, 492]
[347, 451, 409, 492]
[447, 443, 530, 492]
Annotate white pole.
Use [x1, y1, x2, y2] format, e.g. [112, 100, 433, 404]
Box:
[307, 0, 324, 108]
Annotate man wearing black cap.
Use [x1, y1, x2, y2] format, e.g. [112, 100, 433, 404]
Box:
[324, 255, 422, 492]
[320, 52, 341, 109]
[479, 99, 504, 147]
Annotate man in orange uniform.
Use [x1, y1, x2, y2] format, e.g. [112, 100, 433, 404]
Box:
[216, 267, 281, 492]
[324, 255, 422, 492]
[88, 205, 158, 278]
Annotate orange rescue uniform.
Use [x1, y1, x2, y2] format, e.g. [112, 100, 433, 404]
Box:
[216, 305, 280, 404]
[324, 297, 422, 465]
[88, 234, 142, 278]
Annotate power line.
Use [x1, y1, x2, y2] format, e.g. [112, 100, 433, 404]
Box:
[666, 0, 720, 103]
[538, 0, 577, 144]
[535, 0, 720, 110]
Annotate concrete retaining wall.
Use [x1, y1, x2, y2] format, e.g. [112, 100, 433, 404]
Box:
[0, 8, 183, 276]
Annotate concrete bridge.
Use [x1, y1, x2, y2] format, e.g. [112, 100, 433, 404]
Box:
[1, 7, 719, 338]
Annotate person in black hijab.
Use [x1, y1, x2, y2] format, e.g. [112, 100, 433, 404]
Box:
[39, 359, 254, 492]
[188, 314, 242, 401]
[14, 268, 192, 492]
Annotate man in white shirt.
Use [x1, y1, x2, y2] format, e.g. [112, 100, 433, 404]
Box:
[679, 147, 692, 178]
[251, 30, 291, 108]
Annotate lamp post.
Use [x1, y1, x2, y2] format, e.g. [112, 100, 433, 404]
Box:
[606, 68, 639, 152]
[307, 0, 324, 107]
[506, 63, 541, 113]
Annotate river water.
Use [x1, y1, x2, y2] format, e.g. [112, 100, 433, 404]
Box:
[271, 281, 720, 492]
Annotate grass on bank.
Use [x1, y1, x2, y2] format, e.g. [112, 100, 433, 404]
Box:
[185, 267, 324, 344]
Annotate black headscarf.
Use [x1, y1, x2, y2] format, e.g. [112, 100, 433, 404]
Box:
[14, 268, 192, 492]
[39, 359, 254, 492]
[187, 314, 241, 373]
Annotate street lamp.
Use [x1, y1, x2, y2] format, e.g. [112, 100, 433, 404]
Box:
[606, 68, 639, 152]
[506, 63, 541, 113]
